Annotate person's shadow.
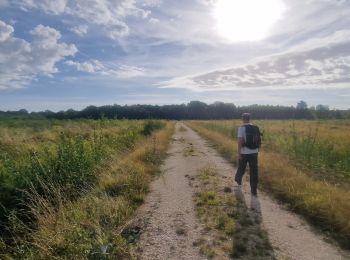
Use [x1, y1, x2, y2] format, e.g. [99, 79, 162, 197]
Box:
[250, 192, 262, 224]
[232, 185, 274, 259]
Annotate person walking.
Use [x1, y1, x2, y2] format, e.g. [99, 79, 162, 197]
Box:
[234, 113, 261, 196]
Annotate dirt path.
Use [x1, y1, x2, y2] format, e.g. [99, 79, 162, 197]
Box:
[132, 123, 349, 260]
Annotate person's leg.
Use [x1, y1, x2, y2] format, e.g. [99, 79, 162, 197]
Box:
[248, 153, 258, 195]
[235, 155, 248, 185]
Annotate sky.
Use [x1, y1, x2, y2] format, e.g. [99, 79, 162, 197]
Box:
[0, 0, 350, 111]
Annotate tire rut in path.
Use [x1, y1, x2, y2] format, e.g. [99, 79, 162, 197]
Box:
[131, 123, 349, 260]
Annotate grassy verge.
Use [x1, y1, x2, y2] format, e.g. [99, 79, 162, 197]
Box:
[190, 120, 350, 183]
[191, 166, 274, 259]
[188, 122, 350, 249]
[0, 121, 174, 259]
[0, 119, 145, 226]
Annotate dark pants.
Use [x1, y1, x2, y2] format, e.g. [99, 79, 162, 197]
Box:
[235, 153, 258, 193]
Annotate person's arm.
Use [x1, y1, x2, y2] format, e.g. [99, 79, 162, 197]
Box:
[237, 127, 244, 160]
[237, 136, 243, 160]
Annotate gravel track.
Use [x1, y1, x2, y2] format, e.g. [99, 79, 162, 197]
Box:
[132, 123, 349, 260]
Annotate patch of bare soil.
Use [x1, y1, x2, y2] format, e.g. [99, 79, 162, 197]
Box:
[129, 123, 349, 260]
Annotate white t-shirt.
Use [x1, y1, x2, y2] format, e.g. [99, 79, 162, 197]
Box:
[238, 124, 259, 154]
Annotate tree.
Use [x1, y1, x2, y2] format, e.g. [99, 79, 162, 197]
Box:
[316, 104, 330, 119]
[187, 101, 207, 119]
[296, 100, 308, 110]
[15, 100, 348, 120]
[316, 104, 329, 111]
[18, 109, 28, 114]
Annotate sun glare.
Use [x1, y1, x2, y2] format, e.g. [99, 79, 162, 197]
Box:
[213, 0, 286, 42]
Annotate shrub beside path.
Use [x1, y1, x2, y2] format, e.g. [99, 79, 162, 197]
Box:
[131, 123, 349, 259]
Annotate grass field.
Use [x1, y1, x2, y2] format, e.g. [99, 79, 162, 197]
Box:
[0, 118, 174, 258]
[192, 120, 350, 182]
[188, 120, 350, 248]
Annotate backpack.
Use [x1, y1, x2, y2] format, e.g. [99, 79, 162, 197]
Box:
[242, 124, 261, 149]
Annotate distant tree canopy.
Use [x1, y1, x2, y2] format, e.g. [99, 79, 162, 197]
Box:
[2, 101, 349, 120]
[296, 100, 308, 110]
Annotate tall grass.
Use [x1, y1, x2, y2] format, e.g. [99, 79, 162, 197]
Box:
[188, 121, 350, 248]
[0, 119, 174, 258]
[0, 120, 142, 226]
[286, 123, 350, 180]
[193, 120, 350, 182]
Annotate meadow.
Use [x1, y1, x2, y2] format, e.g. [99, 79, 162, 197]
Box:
[188, 120, 350, 248]
[0, 118, 173, 259]
[1, 118, 349, 257]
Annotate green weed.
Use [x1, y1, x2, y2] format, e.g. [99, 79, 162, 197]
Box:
[0, 119, 173, 258]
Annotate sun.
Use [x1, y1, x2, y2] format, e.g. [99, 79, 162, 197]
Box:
[213, 0, 286, 42]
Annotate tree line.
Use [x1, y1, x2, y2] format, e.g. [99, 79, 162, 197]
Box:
[1, 101, 349, 120]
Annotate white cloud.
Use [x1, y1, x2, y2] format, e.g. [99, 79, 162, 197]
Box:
[18, 0, 67, 14]
[12, 0, 150, 39]
[65, 60, 146, 78]
[0, 21, 77, 89]
[65, 59, 104, 73]
[196, 0, 215, 6]
[66, 0, 150, 39]
[162, 30, 350, 90]
[112, 65, 146, 78]
[130, 1, 218, 45]
[149, 17, 159, 24]
[138, 0, 162, 7]
[269, 0, 350, 47]
[70, 25, 88, 37]
[0, 20, 13, 42]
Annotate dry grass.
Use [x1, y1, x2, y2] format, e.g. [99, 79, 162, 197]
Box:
[260, 152, 350, 245]
[0, 119, 145, 165]
[1, 121, 175, 259]
[192, 120, 350, 183]
[188, 121, 350, 248]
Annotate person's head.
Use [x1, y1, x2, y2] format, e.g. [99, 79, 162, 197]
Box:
[242, 113, 251, 123]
